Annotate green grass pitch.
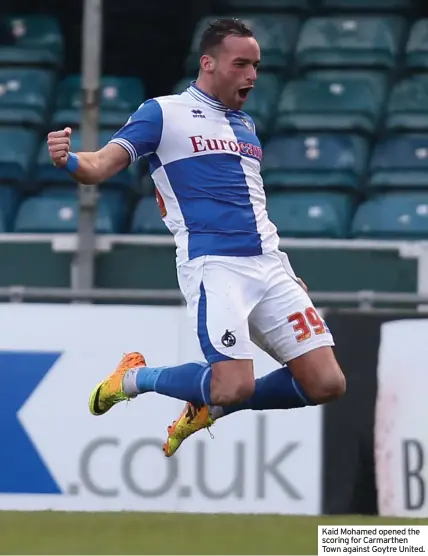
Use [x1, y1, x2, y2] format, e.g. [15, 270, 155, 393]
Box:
[0, 512, 427, 554]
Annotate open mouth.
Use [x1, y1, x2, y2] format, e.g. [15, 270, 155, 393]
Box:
[238, 86, 253, 100]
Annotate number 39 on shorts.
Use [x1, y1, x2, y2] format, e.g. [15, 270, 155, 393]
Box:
[288, 307, 326, 343]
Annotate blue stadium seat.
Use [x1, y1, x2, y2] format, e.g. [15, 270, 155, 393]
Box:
[131, 196, 169, 234]
[305, 69, 387, 88]
[406, 20, 428, 70]
[38, 186, 130, 232]
[0, 68, 55, 127]
[216, 0, 311, 11]
[296, 16, 406, 71]
[369, 135, 428, 191]
[385, 76, 428, 132]
[274, 76, 383, 134]
[36, 130, 138, 191]
[51, 75, 145, 129]
[186, 15, 300, 73]
[242, 73, 282, 138]
[13, 195, 119, 233]
[266, 192, 352, 238]
[321, 0, 415, 11]
[139, 168, 156, 197]
[0, 184, 21, 232]
[352, 193, 428, 239]
[0, 16, 63, 69]
[0, 128, 38, 184]
[172, 77, 195, 94]
[261, 134, 368, 191]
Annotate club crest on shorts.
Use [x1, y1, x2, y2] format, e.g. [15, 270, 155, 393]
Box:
[221, 329, 236, 348]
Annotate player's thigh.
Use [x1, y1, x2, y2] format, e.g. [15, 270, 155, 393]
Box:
[177, 256, 257, 403]
[249, 252, 344, 402]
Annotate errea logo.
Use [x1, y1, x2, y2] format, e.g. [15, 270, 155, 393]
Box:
[191, 109, 205, 119]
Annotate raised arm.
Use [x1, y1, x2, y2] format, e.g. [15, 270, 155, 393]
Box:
[46, 98, 163, 185]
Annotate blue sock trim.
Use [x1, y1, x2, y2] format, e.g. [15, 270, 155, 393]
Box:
[136, 365, 163, 392]
[292, 377, 311, 405]
[222, 366, 313, 415]
[152, 367, 163, 391]
[137, 361, 211, 405]
[200, 364, 211, 405]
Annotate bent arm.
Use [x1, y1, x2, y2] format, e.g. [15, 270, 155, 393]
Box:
[70, 143, 130, 185]
[68, 98, 162, 185]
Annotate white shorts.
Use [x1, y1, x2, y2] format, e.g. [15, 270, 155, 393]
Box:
[177, 250, 335, 365]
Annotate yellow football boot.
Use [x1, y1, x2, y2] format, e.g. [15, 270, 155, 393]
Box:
[163, 402, 214, 457]
[89, 352, 146, 416]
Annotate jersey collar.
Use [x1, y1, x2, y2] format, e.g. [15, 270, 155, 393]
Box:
[187, 81, 229, 112]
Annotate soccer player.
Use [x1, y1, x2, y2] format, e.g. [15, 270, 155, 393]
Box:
[47, 18, 346, 457]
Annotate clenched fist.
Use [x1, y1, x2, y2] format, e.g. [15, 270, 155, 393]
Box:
[47, 127, 72, 168]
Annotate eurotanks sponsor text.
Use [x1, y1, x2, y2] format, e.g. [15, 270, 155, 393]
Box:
[318, 526, 428, 555]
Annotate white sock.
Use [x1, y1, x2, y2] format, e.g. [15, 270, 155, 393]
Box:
[122, 368, 140, 397]
[209, 405, 225, 420]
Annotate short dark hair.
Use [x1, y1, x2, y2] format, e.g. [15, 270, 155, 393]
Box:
[199, 18, 253, 57]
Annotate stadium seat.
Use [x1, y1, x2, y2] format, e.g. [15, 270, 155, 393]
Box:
[13, 195, 119, 234]
[51, 75, 145, 129]
[385, 76, 428, 132]
[0, 128, 38, 184]
[274, 76, 383, 134]
[295, 16, 406, 71]
[241, 73, 282, 138]
[0, 15, 63, 69]
[186, 15, 300, 73]
[368, 135, 428, 191]
[406, 20, 428, 70]
[261, 134, 368, 191]
[172, 77, 194, 94]
[266, 192, 352, 238]
[305, 68, 387, 87]
[352, 193, 428, 239]
[0, 184, 21, 232]
[216, 0, 311, 11]
[131, 195, 169, 234]
[36, 130, 138, 191]
[321, 0, 414, 11]
[37, 186, 131, 232]
[139, 168, 156, 197]
[0, 68, 55, 128]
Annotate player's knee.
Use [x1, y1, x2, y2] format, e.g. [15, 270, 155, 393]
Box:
[306, 365, 346, 404]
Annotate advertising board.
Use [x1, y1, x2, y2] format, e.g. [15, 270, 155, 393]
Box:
[0, 303, 322, 514]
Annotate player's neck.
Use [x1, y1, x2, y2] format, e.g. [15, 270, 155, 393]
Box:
[194, 77, 220, 103]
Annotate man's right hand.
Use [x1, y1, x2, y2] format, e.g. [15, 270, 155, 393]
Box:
[47, 127, 72, 168]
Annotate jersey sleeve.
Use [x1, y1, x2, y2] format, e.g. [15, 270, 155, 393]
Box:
[109, 98, 163, 163]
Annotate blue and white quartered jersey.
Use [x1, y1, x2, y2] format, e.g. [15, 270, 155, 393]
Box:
[109, 81, 279, 265]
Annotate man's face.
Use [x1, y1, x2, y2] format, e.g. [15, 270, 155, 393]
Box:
[204, 35, 260, 110]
